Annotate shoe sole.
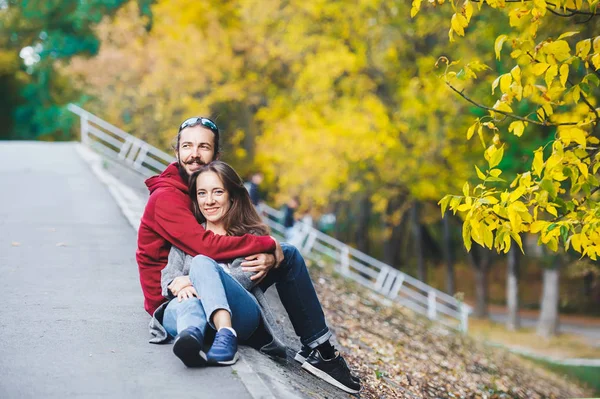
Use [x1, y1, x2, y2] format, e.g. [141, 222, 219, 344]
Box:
[301, 361, 360, 394]
[173, 335, 207, 368]
[294, 353, 306, 364]
[207, 351, 239, 366]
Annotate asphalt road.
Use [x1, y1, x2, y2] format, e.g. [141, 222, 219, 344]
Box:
[0, 142, 253, 399]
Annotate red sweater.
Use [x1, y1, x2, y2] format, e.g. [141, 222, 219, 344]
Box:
[136, 163, 276, 314]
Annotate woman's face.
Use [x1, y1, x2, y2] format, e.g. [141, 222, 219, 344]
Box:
[195, 171, 231, 225]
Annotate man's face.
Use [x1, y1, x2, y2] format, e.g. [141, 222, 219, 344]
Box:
[177, 126, 216, 179]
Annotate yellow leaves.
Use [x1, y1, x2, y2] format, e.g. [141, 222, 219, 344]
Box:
[532, 62, 549, 76]
[545, 64, 558, 88]
[485, 144, 504, 169]
[592, 53, 600, 70]
[475, 165, 486, 180]
[495, 35, 508, 60]
[491, 100, 512, 119]
[532, 148, 544, 177]
[500, 73, 513, 93]
[510, 65, 521, 84]
[451, 13, 469, 37]
[463, 1, 474, 23]
[594, 36, 600, 53]
[570, 233, 582, 253]
[546, 204, 558, 217]
[557, 31, 579, 40]
[576, 39, 591, 58]
[508, 120, 526, 137]
[559, 64, 569, 87]
[559, 128, 588, 149]
[410, 0, 422, 18]
[536, 103, 553, 121]
[508, 7, 530, 28]
[543, 40, 571, 62]
[466, 120, 477, 140]
[532, 0, 547, 16]
[530, 220, 548, 234]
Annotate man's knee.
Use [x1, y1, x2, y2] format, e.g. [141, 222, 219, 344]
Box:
[280, 242, 300, 259]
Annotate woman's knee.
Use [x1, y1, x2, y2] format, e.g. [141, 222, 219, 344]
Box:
[176, 297, 202, 313]
[190, 255, 220, 273]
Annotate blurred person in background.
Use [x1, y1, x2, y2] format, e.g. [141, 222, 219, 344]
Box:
[244, 171, 264, 206]
[282, 196, 299, 242]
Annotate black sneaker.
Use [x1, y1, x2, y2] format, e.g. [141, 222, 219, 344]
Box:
[294, 346, 312, 364]
[173, 327, 207, 367]
[301, 349, 361, 394]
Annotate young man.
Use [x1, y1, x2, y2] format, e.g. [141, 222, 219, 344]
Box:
[136, 117, 360, 394]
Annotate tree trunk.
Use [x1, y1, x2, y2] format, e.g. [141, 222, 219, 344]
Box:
[383, 195, 406, 269]
[506, 242, 520, 330]
[442, 212, 455, 295]
[537, 258, 561, 338]
[355, 193, 371, 253]
[411, 202, 426, 282]
[468, 246, 491, 319]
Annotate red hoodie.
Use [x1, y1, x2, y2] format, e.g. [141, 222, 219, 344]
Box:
[136, 162, 276, 315]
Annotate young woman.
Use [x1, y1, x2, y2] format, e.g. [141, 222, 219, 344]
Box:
[158, 160, 283, 367]
[149, 160, 360, 393]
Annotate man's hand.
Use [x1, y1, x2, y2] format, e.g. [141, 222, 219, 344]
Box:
[168, 275, 192, 296]
[177, 285, 199, 302]
[241, 253, 275, 282]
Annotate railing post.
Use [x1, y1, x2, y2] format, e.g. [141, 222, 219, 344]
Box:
[389, 274, 405, 299]
[460, 304, 469, 333]
[118, 138, 132, 160]
[303, 230, 317, 253]
[340, 245, 350, 275]
[80, 114, 89, 146]
[134, 144, 148, 170]
[427, 291, 437, 320]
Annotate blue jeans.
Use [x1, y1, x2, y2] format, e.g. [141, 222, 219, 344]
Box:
[162, 256, 261, 341]
[257, 243, 331, 348]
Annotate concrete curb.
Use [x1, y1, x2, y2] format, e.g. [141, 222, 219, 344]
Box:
[75, 144, 284, 399]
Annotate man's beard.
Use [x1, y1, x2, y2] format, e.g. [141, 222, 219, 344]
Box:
[177, 158, 206, 185]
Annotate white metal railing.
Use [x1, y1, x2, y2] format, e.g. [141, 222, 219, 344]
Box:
[68, 104, 472, 331]
[68, 104, 174, 176]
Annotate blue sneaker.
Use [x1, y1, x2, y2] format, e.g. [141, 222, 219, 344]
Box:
[206, 328, 239, 365]
[173, 327, 207, 367]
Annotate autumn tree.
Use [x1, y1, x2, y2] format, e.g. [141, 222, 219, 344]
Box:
[0, 0, 149, 140]
[413, 0, 599, 334]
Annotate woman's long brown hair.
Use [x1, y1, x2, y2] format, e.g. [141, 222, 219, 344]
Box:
[188, 161, 270, 237]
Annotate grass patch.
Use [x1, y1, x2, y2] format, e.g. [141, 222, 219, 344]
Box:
[525, 357, 600, 396]
[468, 317, 600, 359]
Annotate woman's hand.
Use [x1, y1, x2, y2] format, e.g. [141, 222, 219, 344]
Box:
[177, 285, 199, 302]
[168, 275, 192, 296]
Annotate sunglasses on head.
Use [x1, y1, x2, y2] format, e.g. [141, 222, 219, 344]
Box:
[178, 117, 219, 134]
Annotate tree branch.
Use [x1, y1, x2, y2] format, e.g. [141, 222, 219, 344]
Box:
[568, 79, 600, 123]
[469, 0, 599, 17]
[445, 82, 580, 126]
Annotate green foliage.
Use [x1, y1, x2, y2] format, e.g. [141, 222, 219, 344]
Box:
[0, 0, 151, 139]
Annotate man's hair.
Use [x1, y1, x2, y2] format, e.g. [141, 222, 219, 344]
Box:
[188, 161, 270, 236]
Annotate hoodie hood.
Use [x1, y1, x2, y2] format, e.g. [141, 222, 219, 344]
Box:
[145, 162, 188, 195]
